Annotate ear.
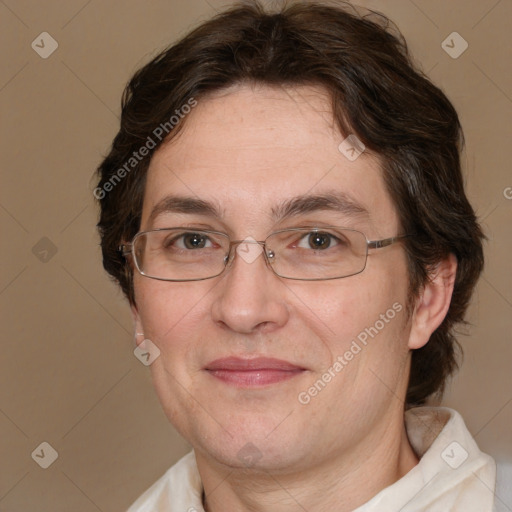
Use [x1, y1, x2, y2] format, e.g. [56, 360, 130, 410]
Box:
[408, 253, 457, 350]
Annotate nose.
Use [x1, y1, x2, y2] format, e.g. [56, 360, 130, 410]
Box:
[211, 240, 289, 334]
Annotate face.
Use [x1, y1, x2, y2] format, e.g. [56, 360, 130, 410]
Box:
[132, 84, 415, 472]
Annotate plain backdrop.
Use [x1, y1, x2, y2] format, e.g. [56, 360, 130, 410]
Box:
[1, 0, 511, 510]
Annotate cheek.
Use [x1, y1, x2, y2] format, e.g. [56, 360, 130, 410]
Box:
[306, 282, 411, 404]
[132, 279, 215, 422]
[133, 277, 214, 349]
[301, 263, 410, 359]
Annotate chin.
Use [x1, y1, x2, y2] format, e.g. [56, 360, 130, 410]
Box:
[191, 419, 311, 473]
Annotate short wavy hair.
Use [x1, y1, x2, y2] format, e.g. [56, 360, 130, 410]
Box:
[96, 1, 485, 407]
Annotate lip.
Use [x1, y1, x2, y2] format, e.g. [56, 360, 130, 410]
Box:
[204, 357, 306, 387]
[205, 357, 304, 371]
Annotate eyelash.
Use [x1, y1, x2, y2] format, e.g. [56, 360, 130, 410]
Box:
[161, 229, 346, 251]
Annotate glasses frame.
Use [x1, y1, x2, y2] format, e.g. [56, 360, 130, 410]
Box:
[119, 227, 412, 282]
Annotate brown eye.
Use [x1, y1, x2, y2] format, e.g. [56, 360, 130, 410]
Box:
[163, 232, 214, 251]
[182, 233, 208, 249]
[307, 232, 332, 250]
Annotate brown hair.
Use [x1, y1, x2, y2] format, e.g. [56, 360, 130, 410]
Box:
[96, 1, 484, 406]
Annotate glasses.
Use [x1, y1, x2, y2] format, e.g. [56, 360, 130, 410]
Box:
[119, 227, 411, 282]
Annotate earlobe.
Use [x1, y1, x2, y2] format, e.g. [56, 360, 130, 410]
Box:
[408, 254, 457, 350]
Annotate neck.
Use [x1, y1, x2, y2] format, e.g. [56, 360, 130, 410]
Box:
[197, 419, 419, 512]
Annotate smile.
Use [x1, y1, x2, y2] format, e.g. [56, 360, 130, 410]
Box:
[204, 357, 306, 387]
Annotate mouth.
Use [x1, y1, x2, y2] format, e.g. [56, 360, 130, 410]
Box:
[204, 357, 306, 387]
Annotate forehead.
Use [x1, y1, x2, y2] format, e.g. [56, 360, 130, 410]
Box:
[143, 84, 399, 235]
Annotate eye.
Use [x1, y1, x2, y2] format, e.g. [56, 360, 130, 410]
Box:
[170, 232, 213, 250]
[297, 231, 339, 250]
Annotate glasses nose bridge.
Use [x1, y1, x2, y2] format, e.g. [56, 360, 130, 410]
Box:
[224, 238, 271, 268]
[230, 238, 266, 247]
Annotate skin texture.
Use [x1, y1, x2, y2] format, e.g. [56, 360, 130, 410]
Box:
[131, 84, 457, 512]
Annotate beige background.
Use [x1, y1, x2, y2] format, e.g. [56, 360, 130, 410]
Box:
[1, 0, 511, 510]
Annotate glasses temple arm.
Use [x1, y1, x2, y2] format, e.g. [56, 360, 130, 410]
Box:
[118, 244, 132, 256]
[367, 234, 412, 250]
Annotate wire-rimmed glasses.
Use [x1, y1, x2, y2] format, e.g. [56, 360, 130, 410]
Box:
[119, 227, 411, 282]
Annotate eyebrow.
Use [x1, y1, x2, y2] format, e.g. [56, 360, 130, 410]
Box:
[147, 191, 369, 226]
[271, 191, 370, 222]
[148, 196, 222, 226]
